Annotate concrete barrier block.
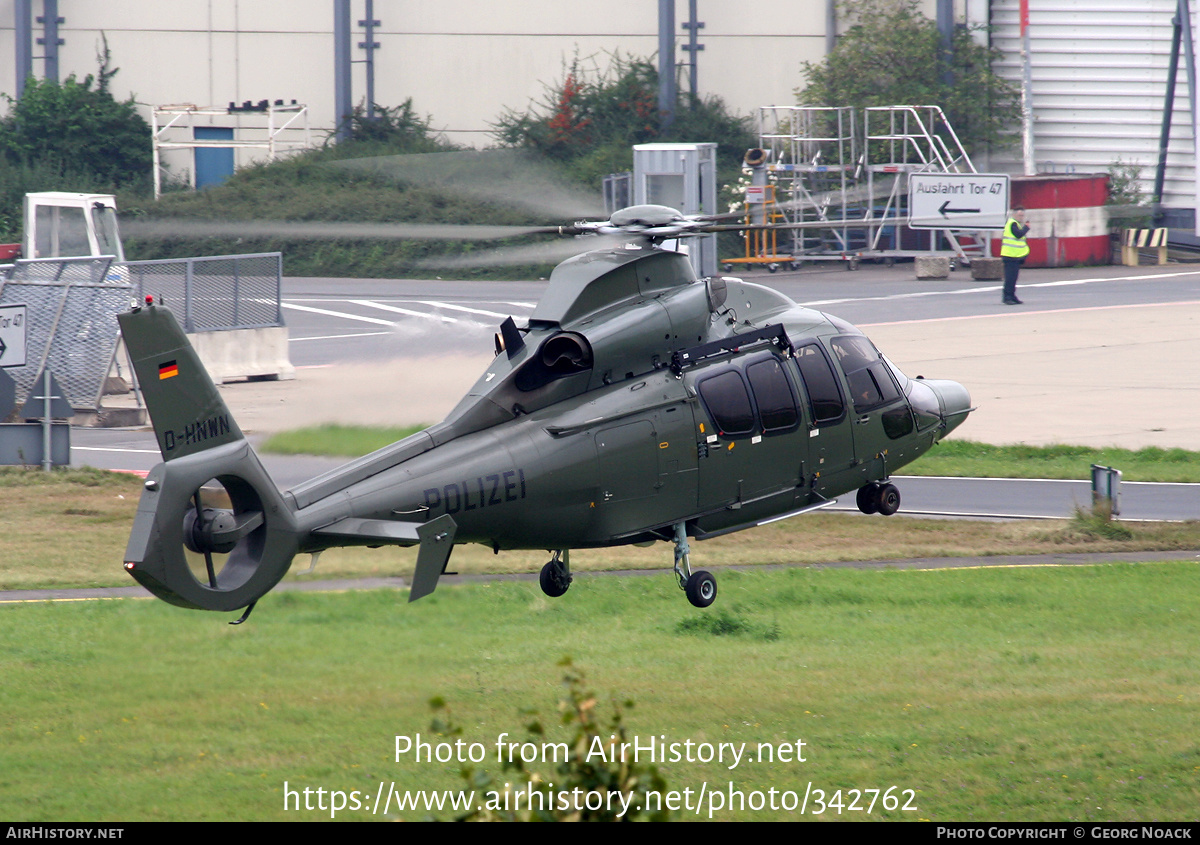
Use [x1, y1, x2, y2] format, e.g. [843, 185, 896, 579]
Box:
[970, 257, 1003, 281]
[915, 256, 951, 279]
[188, 326, 296, 383]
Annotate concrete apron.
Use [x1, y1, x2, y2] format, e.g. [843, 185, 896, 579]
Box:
[109, 301, 1200, 452]
[865, 301, 1200, 450]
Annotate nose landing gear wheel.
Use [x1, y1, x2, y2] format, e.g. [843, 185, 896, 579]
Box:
[685, 571, 717, 608]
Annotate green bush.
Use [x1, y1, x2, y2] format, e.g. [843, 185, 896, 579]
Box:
[493, 54, 756, 190]
[0, 64, 151, 193]
[334, 98, 456, 156]
[0, 47, 153, 240]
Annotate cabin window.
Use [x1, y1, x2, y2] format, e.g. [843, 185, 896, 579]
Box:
[746, 358, 799, 433]
[697, 370, 755, 437]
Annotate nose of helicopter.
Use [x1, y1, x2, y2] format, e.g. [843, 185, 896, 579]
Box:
[923, 379, 974, 437]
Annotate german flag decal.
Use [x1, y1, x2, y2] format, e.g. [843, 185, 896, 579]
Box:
[158, 360, 179, 380]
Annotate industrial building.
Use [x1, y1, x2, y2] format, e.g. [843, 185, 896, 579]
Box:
[2, 1, 1196, 231]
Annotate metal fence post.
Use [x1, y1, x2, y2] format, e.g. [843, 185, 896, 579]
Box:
[184, 258, 195, 332]
[233, 256, 241, 327]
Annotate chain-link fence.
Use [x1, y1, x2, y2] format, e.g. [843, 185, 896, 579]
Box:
[125, 252, 283, 331]
[0, 257, 131, 412]
[0, 252, 284, 414]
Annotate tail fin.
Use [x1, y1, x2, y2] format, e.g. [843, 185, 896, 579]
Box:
[118, 302, 299, 613]
[118, 302, 242, 460]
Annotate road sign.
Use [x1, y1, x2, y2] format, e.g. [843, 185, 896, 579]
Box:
[21, 369, 73, 419]
[908, 173, 1010, 230]
[0, 304, 27, 368]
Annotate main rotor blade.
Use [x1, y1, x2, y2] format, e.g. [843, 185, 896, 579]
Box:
[329, 149, 606, 220]
[416, 234, 627, 269]
[123, 220, 559, 241]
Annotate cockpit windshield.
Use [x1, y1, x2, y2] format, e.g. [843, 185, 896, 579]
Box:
[884, 356, 942, 430]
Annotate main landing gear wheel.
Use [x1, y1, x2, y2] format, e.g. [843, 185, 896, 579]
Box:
[876, 483, 901, 516]
[685, 571, 717, 608]
[856, 484, 880, 515]
[539, 550, 572, 598]
[856, 482, 901, 516]
[672, 521, 717, 608]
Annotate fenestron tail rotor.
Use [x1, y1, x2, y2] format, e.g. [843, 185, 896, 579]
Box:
[188, 489, 217, 589]
[119, 302, 299, 613]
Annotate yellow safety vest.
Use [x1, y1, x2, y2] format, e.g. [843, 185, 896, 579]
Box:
[1001, 217, 1030, 258]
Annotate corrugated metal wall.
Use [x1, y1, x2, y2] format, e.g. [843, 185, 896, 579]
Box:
[988, 0, 1197, 229]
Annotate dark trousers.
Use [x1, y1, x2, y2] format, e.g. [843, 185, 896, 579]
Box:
[1002, 257, 1024, 300]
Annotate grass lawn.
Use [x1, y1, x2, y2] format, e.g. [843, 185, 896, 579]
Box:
[3, 459, 1199, 822]
[4, 466, 1200, 591]
[2, 564, 1199, 821]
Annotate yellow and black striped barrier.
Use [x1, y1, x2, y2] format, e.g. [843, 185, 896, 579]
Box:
[1121, 227, 1168, 266]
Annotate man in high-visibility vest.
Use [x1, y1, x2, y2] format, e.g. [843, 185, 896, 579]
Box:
[1000, 206, 1030, 305]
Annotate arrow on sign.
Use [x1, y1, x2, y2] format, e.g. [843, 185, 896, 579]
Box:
[0, 336, 6, 361]
[939, 201, 982, 217]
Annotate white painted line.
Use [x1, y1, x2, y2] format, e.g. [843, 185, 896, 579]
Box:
[351, 299, 457, 324]
[893, 475, 1085, 484]
[289, 331, 393, 342]
[827, 504, 1062, 520]
[73, 446, 159, 454]
[286, 297, 536, 310]
[860, 299, 1200, 327]
[805, 269, 1200, 308]
[423, 301, 510, 318]
[897, 475, 1200, 488]
[282, 302, 396, 326]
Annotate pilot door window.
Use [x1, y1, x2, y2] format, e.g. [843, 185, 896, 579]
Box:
[793, 344, 846, 426]
[830, 336, 901, 413]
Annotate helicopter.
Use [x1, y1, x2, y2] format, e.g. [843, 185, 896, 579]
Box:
[118, 203, 973, 621]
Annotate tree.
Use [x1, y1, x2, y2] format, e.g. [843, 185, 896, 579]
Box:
[333, 98, 456, 156]
[0, 53, 152, 191]
[796, 0, 1020, 156]
[493, 54, 755, 188]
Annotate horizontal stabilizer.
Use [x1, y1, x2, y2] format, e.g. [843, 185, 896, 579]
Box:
[313, 517, 423, 545]
[312, 514, 457, 602]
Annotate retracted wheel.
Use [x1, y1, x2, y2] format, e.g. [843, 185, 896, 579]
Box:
[856, 483, 881, 515]
[685, 570, 717, 608]
[539, 559, 571, 598]
[876, 483, 901, 516]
